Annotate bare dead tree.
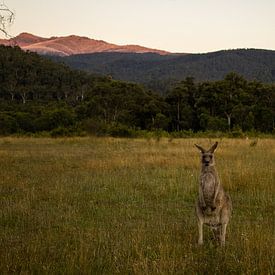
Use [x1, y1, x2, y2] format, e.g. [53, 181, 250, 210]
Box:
[0, 1, 15, 37]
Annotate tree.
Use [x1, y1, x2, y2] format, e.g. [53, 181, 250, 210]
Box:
[166, 77, 197, 131]
[250, 82, 275, 132]
[218, 73, 248, 130]
[196, 81, 220, 130]
[0, 1, 14, 37]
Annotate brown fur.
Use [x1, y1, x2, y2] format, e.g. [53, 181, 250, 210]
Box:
[195, 142, 232, 245]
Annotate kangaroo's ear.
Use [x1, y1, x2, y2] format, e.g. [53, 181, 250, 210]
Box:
[208, 142, 218, 153]
[194, 144, 205, 153]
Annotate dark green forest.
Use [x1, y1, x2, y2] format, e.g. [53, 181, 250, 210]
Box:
[51, 49, 275, 93]
[0, 45, 274, 136]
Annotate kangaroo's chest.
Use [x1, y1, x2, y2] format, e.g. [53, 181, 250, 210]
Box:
[201, 173, 216, 203]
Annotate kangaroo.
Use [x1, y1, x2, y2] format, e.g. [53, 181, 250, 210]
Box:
[195, 142, 232, 245]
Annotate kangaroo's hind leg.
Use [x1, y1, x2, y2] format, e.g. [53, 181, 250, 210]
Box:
[198, 220, 204, 245]
[196, 202, 204, 245]
[211, 226, 221, 243]
[220, 223, 228, 246]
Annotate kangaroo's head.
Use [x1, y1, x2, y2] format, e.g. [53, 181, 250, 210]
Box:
[194, 142, 218, 167]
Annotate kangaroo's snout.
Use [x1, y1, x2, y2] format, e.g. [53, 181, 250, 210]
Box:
[202, 154, 213, 166]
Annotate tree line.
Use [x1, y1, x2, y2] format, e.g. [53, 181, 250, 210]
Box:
[0, 45, 274, 136]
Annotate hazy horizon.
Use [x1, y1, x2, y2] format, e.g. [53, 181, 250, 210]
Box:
[4, 0, 275, 53]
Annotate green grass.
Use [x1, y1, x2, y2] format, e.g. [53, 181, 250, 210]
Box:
[0, 137, 274, 274]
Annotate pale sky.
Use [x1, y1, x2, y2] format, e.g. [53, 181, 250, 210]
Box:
[4, 0, 275, 53]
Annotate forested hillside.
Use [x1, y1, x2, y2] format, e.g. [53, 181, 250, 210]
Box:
[51, 49, 275, 93]
[0, 45, 274, 136]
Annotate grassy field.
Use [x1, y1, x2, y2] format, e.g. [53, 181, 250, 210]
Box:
[0, 137, 274, 274]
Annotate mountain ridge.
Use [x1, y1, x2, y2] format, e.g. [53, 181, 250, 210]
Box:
[50, 49, 275, 93]
[0, 32, 171, 56]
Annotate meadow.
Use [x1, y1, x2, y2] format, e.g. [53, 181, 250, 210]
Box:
[0, 137, 274, 274]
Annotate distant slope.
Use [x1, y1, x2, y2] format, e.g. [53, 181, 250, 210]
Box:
[51, 49, 275, 92]
[0, 32, 170, 56]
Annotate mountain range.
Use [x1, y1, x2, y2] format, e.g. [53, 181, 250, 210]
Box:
[0, 32, 170, 56]
[1, 32, 275, 93]
[51, 49, 275, 93]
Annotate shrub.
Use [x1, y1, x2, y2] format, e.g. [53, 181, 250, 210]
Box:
[35, 108, 76, 131]
[50, 127, 71, 137]
[81, 118, 108, 136]
[14, 112, 35, 132]
[0, 113, 18, 135]
[107, 124, 136, 138]
[229, 126, 245, 138]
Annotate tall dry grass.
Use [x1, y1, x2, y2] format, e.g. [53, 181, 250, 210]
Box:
[0, 137, 274, 274]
